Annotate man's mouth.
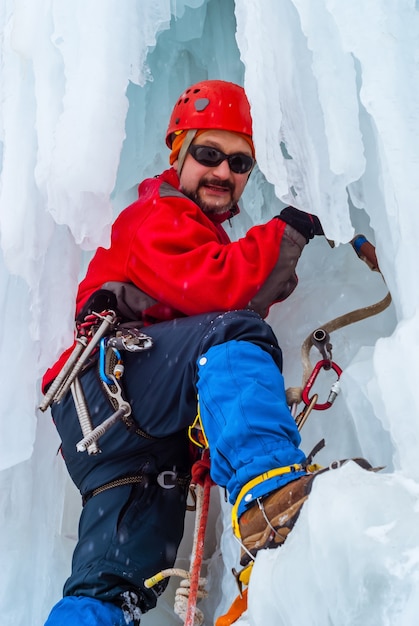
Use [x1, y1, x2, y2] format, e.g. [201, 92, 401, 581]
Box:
[200, 179, 234, 196]
[204, 185, 230, 195]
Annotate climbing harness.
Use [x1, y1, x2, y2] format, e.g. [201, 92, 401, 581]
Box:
[39, 291, 154, 453]
[82, 470, 190, 507]
[145, 450, 213, 626]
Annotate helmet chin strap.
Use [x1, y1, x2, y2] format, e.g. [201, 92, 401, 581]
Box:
[177, 129, 198, 177]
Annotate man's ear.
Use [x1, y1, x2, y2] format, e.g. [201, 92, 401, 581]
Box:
[172, 159, 179, 172]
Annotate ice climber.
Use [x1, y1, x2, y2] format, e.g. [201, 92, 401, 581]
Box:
[42, 79, 328, 625]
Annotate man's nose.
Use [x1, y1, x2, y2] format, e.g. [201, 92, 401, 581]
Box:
[211, 158, 232, 177]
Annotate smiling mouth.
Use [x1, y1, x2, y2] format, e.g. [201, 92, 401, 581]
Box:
[201, 179, 233, 195]
[197, 183, 235, 214]
[205, 184, 230, 194]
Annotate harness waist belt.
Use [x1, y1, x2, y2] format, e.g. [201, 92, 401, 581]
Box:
[82, 471, 191, 506]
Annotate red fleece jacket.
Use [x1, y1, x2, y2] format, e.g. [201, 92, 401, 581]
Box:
[43, 168, 293, 390]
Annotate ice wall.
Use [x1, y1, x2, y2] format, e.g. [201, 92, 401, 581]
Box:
[0, 0, 418, 624]
[232, 1, 419, 624]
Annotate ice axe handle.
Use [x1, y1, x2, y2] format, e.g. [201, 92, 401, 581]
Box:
[351, 235, 380, 272]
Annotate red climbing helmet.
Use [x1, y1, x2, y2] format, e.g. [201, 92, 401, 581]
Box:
[166, 80, 253, 148]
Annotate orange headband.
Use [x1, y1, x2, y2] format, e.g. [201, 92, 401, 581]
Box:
[169, 130, 255, 165]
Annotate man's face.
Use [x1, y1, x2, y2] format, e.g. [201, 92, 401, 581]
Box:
[174, 130, 254, 216]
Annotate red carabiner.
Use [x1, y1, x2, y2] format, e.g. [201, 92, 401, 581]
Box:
[301, 359, 342, 410]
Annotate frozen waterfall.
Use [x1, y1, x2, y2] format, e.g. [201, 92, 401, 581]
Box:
[1, 1, 418, 624]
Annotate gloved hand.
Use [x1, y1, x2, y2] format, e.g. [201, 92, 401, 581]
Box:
[278, 206, 324, 242]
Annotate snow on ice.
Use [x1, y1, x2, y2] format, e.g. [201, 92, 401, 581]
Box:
[0, 1, 418, 624]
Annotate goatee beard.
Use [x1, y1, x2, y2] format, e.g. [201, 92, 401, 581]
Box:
[181, 179, 235, 215]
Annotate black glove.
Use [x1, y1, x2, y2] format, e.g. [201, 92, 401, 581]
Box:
[278, 206, 324, 242]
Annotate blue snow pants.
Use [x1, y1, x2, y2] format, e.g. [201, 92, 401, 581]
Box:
[45, 310, 305, 626]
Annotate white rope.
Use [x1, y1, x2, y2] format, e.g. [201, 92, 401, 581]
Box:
[173, 575, 208, 626]
[144, 567, 208, 625]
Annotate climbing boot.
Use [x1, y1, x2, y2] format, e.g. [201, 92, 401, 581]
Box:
[237, 472, 316, 565]
[236, 458, 380, 565]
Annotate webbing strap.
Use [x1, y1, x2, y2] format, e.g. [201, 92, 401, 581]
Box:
[231, 457, 381, 537]
[231, 464, 319, 539]
[82, 471, 190, 506]
[177, 129, 198, 175]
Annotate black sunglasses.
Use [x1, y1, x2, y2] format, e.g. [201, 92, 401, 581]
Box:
[188, 144, 255, 174]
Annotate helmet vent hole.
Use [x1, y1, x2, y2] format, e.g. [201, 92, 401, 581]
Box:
[184, 97, 190, 103]
[194, 97, 210, 112]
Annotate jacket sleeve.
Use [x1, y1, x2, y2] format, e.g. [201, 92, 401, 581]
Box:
[123, 195, 306, 318]
[247, 224, 306, 317]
